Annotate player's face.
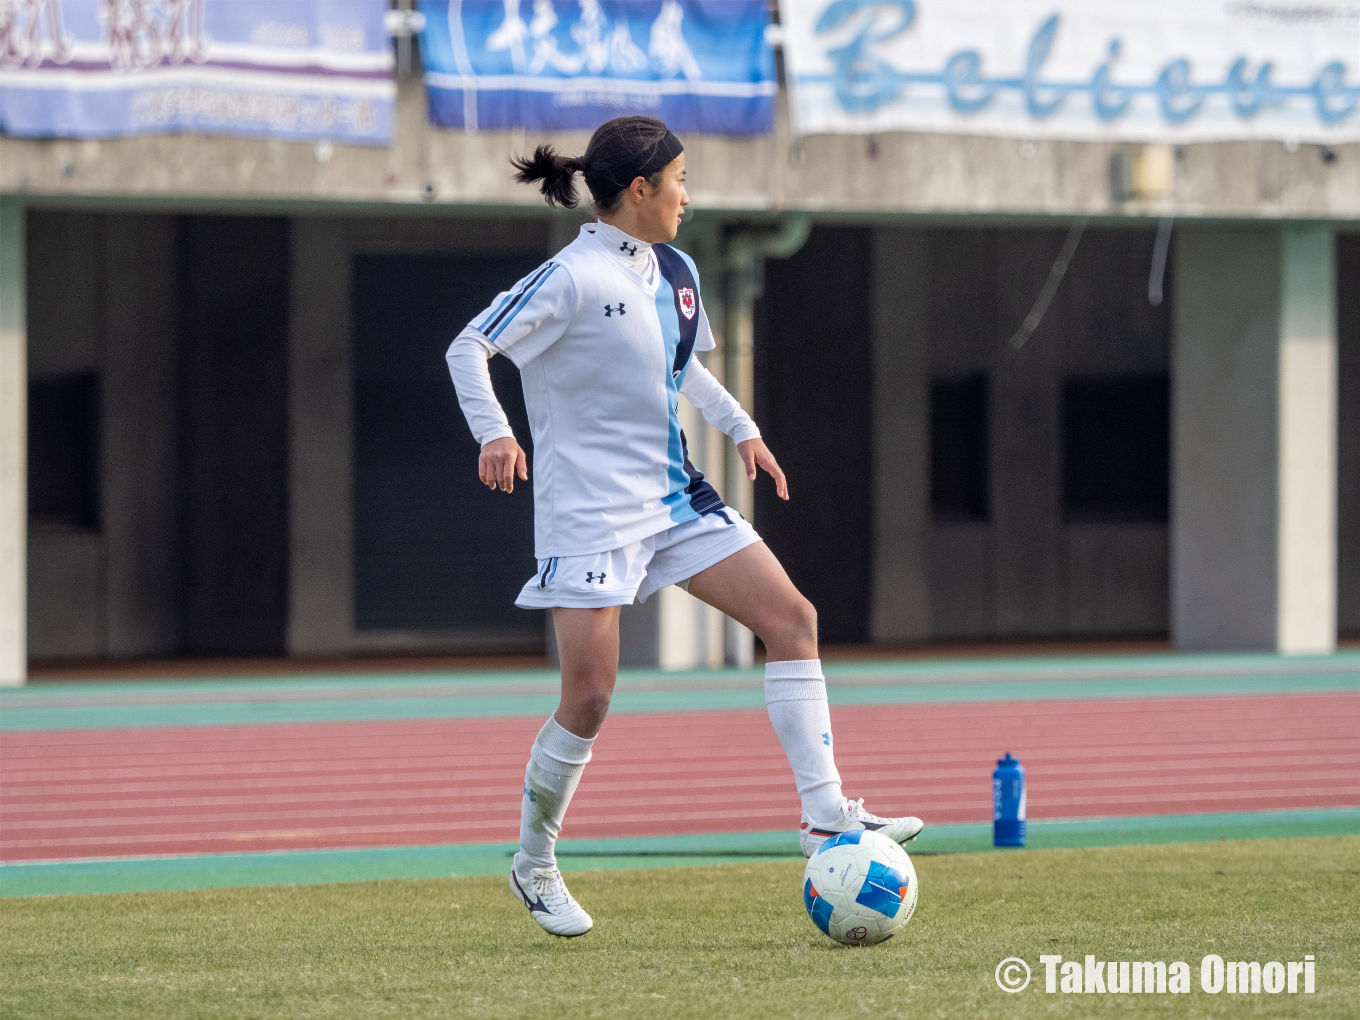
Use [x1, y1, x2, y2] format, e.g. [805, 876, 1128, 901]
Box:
[639, 154, 689, 242]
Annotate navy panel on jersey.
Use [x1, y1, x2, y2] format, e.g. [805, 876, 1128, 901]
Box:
[680, 430, 725, 516]
[655, 244, 700, 377]
[655, 243, 725, 518]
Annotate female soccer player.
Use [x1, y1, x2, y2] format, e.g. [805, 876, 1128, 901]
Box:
[445, 116, 923, 937]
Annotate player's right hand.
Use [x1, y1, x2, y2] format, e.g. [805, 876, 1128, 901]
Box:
[480, 437, 528, 493]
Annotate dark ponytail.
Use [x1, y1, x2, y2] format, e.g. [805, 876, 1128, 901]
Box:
[511, 145, 588, 209]
[510, 116, 684, 213]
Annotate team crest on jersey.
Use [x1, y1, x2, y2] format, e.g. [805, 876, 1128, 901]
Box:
[677, 287, 697, 320]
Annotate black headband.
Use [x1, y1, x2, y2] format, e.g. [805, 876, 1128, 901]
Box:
[584, 129, 684, 200]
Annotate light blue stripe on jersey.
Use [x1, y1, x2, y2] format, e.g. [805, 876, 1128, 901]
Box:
[655, 277, 700, 525]
[487, 263, 560, 343]
[478, 262, 550, 332]
[477, 272, 534, 332]
[479, 263, 558, 340]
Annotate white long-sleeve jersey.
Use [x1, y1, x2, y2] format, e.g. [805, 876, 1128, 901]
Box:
[446, 221, 760, 559]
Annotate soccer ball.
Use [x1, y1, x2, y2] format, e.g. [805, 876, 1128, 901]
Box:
[802, 830, 918, 945]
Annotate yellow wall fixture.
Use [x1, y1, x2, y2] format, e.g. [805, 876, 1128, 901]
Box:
[1111, 144, 1176, 202]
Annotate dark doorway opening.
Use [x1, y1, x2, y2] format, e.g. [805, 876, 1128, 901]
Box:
[930, 374, 990, 523]
[352, 251, 542, 641]
[178, 216, 291, 656]
[1062, 375, 1170, 523]
[29, 372, 101, 532]
[755, 226, 874, 645]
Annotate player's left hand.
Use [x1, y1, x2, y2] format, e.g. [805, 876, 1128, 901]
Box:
[737, 438, 788, 501]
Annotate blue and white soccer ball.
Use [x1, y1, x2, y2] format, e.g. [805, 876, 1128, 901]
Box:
[802, 830, 918, 945]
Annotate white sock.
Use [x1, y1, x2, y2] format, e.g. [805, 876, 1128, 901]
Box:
[764, 659, 845, 824]
[516, 715, 595, 878]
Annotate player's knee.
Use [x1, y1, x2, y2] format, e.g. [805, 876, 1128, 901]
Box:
[764, 595, 817, 657]
[790, 596, 818, 645]
[575, 690, 613, 729]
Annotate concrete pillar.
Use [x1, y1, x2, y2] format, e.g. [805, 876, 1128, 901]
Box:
[716, 225, 792, 668]
[0, 199, 24, 684]
[1171, 225, 1337, 653]
[869, 228, 930, 642]
[1337, 234, 1360, 634]
[1277, 227, 1338, 652]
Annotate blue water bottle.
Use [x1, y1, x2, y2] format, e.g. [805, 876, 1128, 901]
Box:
[993, 753, 1026, 847]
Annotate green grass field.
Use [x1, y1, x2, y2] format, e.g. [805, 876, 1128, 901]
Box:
[3, 836, 1356, 1019]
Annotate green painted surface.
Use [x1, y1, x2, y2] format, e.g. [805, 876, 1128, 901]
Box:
[3, 651, 1358, 731]
[12, 648, 1360, 700]
[4, 807, 1356, 898]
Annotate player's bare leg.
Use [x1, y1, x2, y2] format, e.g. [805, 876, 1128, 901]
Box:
[688, 544, 924, 855]
[509, 606, 620, 937]
[686, 541, 816, 660]
[553, 606, 622, 737]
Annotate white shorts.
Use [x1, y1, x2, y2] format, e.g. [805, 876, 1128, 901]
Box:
[516, 509, 761, 609]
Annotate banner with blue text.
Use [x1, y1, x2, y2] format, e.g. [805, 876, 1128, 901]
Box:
[781, 0, 1359, 142]
[0, 0, 394, 144]
[419, 0, 775, 134]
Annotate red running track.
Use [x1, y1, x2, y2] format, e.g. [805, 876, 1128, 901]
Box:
[3, 694, 1358, 862]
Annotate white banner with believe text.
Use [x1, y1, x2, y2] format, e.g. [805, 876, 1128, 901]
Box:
[779, 0, 1360, 142]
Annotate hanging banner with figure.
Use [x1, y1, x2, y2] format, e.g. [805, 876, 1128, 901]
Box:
[419, 0, 776, 134]
[0, 1, 394, 144]
[780, 0, 1360, 142]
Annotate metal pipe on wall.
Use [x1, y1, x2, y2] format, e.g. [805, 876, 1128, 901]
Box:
[719, 215, 812, 665]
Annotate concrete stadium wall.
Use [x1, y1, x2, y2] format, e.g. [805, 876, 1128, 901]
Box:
[27, 211, 179, 661]
[863, 225, 1360, 647]
[1172, 225, 1345, 653]
[287, 212, 556, 658]
[21, 210, 1360, 663]
[863, 225, 1171, 644]
[2, 78, 1357, 221]
[27, 211, 295, 661]
[9, 65, 1360, 668]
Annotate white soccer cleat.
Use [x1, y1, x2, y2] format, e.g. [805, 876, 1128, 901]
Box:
[509, 855, 594, 938]
[799, 797, 926, 857]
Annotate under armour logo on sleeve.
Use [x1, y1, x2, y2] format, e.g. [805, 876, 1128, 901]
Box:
[619, 242, 638, 256]
[585, 571, 606, 584]
[604, 303, 625, 317]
